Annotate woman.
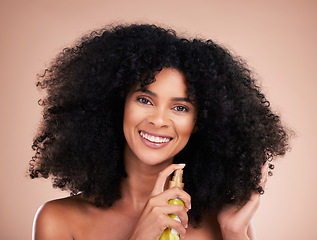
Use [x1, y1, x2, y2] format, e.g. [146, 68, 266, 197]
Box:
[30, 24, 289, 239]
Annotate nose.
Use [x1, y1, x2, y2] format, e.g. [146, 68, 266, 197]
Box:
[148, 107, 170, 128]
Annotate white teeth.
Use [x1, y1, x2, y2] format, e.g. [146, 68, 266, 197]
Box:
[140, 131, 171, 143]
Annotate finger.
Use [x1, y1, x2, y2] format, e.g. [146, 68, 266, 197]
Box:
[147, 187, 190, 210]
[165, 216, 187, 238]
[171, 205, 189, 229]
[148, 187, 191, 213]
[163, 187, 191, 211]
[260, 162, 269, 190]
[152, 204, 188, 229]
[162, 203, 189, 228]
[151, 164, 185, 196]
[158, 211, 186, 238]
[235, 163, 269, 222]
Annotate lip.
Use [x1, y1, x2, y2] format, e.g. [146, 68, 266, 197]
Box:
[138, 130, 173, 149]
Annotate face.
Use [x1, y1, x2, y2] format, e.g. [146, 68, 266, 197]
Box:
[123, 68, 196, 166]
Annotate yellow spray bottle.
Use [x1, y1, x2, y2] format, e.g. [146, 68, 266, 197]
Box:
[159, 169, 185, 240]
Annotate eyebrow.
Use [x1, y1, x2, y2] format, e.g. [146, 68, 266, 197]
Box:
[134, 88, 194, 104]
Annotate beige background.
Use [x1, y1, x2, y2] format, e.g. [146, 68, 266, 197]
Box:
[1, 0, 316, 239]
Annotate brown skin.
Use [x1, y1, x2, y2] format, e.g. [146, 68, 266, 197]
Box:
[33, 69, 267, 240]
[33, 163, 266, 240]
[33, 165, 222, 240]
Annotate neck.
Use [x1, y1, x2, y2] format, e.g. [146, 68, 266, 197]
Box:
[120, 144, 173, 213]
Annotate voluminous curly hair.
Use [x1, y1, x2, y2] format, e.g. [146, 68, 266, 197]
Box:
[29, 24, 289, 226]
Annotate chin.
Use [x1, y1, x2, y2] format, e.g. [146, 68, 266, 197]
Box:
[137, 153, 173, 166]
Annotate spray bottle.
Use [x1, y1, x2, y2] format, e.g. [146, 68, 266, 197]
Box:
[159, 169, 185, 240]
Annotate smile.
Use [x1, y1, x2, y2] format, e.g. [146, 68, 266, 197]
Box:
[139, 131, 172, 144]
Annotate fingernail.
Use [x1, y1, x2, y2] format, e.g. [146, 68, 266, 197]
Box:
[189, 203, 191, 210]
[178, 163, 186, 168]
[185, 223, 188, 228]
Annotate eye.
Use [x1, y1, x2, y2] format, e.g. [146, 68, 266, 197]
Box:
[174, 105, 189, 112]
[137, 97, 152, 105]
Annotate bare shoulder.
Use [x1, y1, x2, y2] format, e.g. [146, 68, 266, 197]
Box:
[33, 196, 93, 240]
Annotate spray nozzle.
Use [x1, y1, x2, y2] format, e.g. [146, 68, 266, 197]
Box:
[168, 169, 184, 189]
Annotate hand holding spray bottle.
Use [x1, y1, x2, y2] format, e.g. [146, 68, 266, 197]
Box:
[159, 169, 185, 240]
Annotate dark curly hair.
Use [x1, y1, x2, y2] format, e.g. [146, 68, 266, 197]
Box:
[29, 24, 289, 226]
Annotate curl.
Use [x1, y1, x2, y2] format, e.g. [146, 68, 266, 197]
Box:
[29, 24, 290, 226]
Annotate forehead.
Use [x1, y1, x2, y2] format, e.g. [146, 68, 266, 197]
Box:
[147, 68, 187, 93]
[126, 68, 195, 103]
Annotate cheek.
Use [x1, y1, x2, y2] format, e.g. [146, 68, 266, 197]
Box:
[123, 103, 142, 135]
[176, 117, 196, 139]
[123, 105, 134, 133]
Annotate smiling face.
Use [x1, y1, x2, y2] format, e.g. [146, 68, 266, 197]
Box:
[123, 68, 196, 167]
